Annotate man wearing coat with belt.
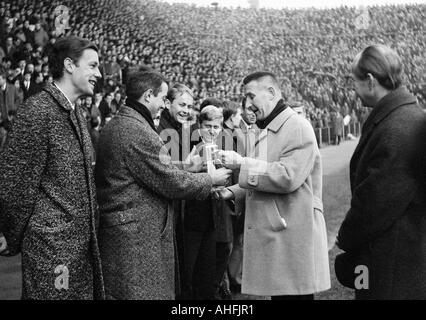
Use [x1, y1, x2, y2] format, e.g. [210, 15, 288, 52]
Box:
[95, 71, 232, 300]
[217, 71, 330, 299]
[0, 36, 105, 299]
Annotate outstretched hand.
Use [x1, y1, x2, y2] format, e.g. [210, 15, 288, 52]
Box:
[184, 146, 203, 172]
[217, 150, 244, 170]
[212, 187, 235, 200]
[209, 167, 233, 186]
[0, 233, 9, 256]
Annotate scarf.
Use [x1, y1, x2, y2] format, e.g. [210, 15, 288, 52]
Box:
[126, 97, 156, 131]
[256, 99, 287, 129]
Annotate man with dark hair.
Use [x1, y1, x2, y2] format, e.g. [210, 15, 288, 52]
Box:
[110, 91, 123, 115]
[95, 70, 232, 300]
[21, 71, 39, 100]
[99, 92, 114, 126]
[0, 36, 104, 300]
[0, 69, 20, 150]
[226, 97, 258, 295]
[242, 71, 280, 88]
[240, 96, 257, 129]
[217, 71, 331, 299]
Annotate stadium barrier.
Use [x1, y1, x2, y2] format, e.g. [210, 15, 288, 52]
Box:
[314, 122, 361, 148]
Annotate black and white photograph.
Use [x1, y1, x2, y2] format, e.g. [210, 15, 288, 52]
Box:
[1, 0, 426, 306]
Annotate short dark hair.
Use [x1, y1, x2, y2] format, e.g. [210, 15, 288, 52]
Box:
[49, 36, 98, 80]
[352, 44, 402, 90]
[199, 97, 224, 111]
[243, 71, 278, 86]
[125, 71, 168, 101]
[137, 65, 153, 73]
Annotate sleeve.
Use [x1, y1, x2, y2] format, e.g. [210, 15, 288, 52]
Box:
[337, 120, 425, 251]
[227, 184, 246, 216]
[238, 119, 316, 194]
[13, 87, 21, 111]
[124, 124, 213, 201]
[0, 100, 48, 255]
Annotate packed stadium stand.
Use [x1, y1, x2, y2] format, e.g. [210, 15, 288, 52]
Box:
[1, 0, 426, 129]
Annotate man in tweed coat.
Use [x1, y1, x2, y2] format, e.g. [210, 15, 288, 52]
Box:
[0, 36, 105, 300]
[95, 70, 232, 300]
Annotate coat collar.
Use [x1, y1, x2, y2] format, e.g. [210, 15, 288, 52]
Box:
[42, 83, 74, 112]
[159, 108, 182, 132]
[351, 86, 418, 174]
[267, 106, 296, 133]
[118, 105, 149, 125]
[239, 119, 258, 132]
[363, 86, 417, 133]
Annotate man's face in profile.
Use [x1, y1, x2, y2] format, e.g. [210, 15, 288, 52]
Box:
[71, 49, 101, 96]
[242, 99, 256, 125]
[244, 80, 270, 121]
[149, 82, 168, 123]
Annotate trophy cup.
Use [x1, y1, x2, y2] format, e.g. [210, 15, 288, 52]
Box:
[202, 143, 218, 174]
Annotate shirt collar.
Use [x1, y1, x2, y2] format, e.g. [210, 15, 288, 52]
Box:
[53, 82, 75, 110]
[241, 119, 250, 129]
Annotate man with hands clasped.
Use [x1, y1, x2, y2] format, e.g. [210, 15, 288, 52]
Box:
[216, 71, 330, 300]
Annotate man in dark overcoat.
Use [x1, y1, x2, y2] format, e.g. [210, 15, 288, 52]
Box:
[0, 70, 20, 151]
[337, 44, 426, 299]
[0, 36, 105, 299]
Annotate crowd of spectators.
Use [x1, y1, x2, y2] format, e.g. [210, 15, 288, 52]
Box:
[1, 0, 426, 131]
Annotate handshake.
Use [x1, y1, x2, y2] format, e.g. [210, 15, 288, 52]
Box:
[184, 146, 243, 198]
[0, 232, 9, 256]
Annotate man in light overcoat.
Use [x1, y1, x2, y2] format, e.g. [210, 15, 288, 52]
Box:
[218, 71, 330, 299]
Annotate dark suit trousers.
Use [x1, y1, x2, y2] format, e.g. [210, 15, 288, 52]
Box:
[216, 241, 232, 290]
[182, 229, 216, 300]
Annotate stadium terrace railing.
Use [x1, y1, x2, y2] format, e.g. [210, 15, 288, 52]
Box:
[314, 122, 361, 148]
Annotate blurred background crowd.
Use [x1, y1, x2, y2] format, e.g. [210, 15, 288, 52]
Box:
[1, 0, 426, 132]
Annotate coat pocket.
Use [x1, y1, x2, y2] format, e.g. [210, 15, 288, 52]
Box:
[160, 203, 173, 240]
[313, 196, 323, 213]
[266, 200, 287, 232]
[100, 211, 140, 236]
